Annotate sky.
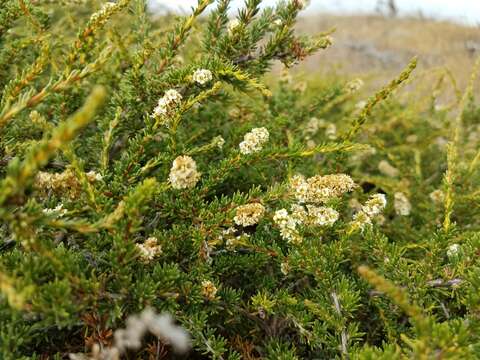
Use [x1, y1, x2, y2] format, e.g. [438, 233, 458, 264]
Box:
[150, 0, 480, 25]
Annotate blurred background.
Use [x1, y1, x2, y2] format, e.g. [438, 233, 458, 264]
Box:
[151, 1, 480, 90]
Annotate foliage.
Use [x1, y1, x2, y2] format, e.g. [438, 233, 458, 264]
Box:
[0, 0, 479, 359]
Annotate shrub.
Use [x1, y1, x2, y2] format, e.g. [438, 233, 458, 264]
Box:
[0, 0, 479, 359]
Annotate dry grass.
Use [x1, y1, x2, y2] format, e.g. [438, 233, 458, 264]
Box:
[294, 14, 480, 90]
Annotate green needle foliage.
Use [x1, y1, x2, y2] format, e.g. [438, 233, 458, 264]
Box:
[0, 0, 479, 359]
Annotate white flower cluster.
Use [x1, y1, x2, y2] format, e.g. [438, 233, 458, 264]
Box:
[351, 193, 387, 231]
[234, 203, 265, 227]
[201, 280, 218, 300]
[152, 89, 183, 119]
[290, 173, 356, 204]
[302, 118, 337, 147]
[394, 192, 411, 216]
[169, 155, 201, 190]
[273, 208, 302, 244]
[212, 135, 225, 149]
[352, 211, 372, 230]
[325, 123, 337, 140]
[447, 244, 461, 259]
[217, 227, 251, 250]
[280, 262, 290, 275]
[86, 170, 103, 182]
[192, 69, 213, 85]
[90, 2, 117, 23]
[306, 205, 339, 226]
[429, 189, 445, 204]
[239, 127, 269, 155]
[303, 117, 325, 136]
[69, 308, 190, 360]
[273, 204, 339, 244]
[362, 194, 387, 217]
[42, 204, 68, 217]
[345, 78, 364, 93]
[136, 237, 162, 262]
[228, 19, 241, 34]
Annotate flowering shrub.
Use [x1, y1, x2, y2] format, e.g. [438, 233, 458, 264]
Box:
[0, 0, 480, 359]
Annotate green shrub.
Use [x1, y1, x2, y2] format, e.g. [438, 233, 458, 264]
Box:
[0, 0, 479, 359]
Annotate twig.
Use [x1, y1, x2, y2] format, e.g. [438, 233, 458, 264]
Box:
[331, 291, 349, 359]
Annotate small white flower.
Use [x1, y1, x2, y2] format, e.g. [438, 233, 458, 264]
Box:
[362, 193, 387, 217]
[394, 192, 411, 216]
[429, 189, 445, 204]
[352, 211, 372, 230]
[325, 123, 337, 140]
[447, 244, 461, 258]
[86, 170, 103, 182]
[280, 262, 290, 275]
[213, 136, 225, 149]
[345, 78, 364, 93]
[273, 208, 303, 243]
[228, 19, 241, 33]
[151, 89, 183, 120]
[273, 209, 296, 229]
[153, 98, 169, 117]
[192, 69, 213, 85]
[239, 127, 269, 155]
[355, 100, 367, 109]
[163, 89, 182, 104]
[43, 204, 67, 217]
[306, 205, 339, 226]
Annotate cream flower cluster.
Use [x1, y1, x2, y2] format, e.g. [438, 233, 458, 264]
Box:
[351, 193, 387, 230]
[168, 155, 201, 190]
[352, 211, 372, 230]
[273, 208, 302, 244]
[234, 203, 266, 227]
[228, 19, 241, 34]
[86, 170, 103, 182]
[306, 205, 339, 226]
[429, 189, 445, 204]
[302, 118, 337, 147]
[201, 280, 218, 300]
[361, 194, 387, 217]
[212, 135, 225, 149]
[273, 204, 339, 244]
[136, 237, 162, 262]
[152, 89, 182, 119]
[290, 173, 356, 204]
[192, 69, 213, 85]
[345, 78, 364, 93]
[239, 127, 269, 155]
[89, 2, 117, 24]
[394, 192, 411, 216]
[36, 169, 102, 199]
